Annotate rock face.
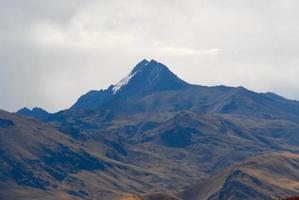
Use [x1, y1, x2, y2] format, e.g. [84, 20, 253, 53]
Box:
[6, 59, 299, 199]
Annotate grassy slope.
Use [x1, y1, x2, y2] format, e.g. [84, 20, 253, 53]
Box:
[181, 152, 299, 200]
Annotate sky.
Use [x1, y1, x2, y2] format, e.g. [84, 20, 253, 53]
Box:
[1, 0, 299, 112]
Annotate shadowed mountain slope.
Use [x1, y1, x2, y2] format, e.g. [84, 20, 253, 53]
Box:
[0, 110, 112, 199]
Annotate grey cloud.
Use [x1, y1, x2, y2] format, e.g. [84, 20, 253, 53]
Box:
[1, 0, 299, 112]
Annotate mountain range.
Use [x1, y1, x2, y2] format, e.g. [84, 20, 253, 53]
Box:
[1, 59, 299, 199]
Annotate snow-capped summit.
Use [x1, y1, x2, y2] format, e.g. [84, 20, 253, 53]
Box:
[71, 59, 189, 110]
[111, 59, 149, 95]
[112, 72, 137, 94]
[111, 59, 188, 96]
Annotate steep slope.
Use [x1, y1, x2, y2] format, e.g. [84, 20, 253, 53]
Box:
[181, 152, 299, 200]
[0, 110, 112, 199]
[111, 59, 188, 96]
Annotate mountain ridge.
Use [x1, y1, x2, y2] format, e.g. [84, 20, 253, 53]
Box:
[17, 59, 299, 120]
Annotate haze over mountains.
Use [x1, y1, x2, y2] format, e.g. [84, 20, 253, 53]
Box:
[1, 59, 299, 199]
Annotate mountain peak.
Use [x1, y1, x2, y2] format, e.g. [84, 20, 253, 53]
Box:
[16, 107, 50, 121]
[112, 60, 150, 94]
[131, 59, 163, 74]
[72, 59, 189, 110]
[111, 59, 188, 95]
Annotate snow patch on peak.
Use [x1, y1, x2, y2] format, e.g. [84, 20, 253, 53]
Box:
[112, 72, 136, 94]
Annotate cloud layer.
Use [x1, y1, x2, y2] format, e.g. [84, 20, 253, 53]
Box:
[1, 0, 299, 112]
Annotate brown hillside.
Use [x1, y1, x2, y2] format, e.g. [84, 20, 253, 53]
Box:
[117, 193, 181, 200]
[181, 152, 299, 200]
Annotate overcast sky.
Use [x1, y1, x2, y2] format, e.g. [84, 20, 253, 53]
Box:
[1, 0, 299, 112]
